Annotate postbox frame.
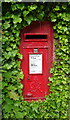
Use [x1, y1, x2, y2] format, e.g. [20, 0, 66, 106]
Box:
[19, 21, 53, 101]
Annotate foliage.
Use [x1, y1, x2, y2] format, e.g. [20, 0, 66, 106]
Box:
[2, 2, 70, 119]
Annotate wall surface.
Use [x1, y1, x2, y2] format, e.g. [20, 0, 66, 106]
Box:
[2, 2, 70, 119]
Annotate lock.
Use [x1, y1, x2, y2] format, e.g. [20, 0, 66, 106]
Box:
[28, 76, 30, 80]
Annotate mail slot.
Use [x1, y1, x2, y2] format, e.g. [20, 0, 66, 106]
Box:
[19, 21, 53, 101]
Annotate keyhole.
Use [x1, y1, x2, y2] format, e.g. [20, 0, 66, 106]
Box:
[28, 76, 30, 80]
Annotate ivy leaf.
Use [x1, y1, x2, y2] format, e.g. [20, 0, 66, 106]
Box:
[24, 15, 33, 25]
[2, 82, 7, 89]
[12, 50, 18, 57]
[49, 77, 53, 81]
[28, 4, 37, 11]
[16, 3, 25, 10]
[62, 4, 67, 9]
[3, 72, 12, 80]
[6, 47, 12, 51]
[23, 10, 29, 17]
[3, 21, 10, 29]
[5, 12, 11, 19]
[11, 4, 17, 11]
[18, 83, 23, 89]
[17, 71, 24, 79]
[7, 85, 17, 91]
[51, 18, 56, 22]
[4, 104, 13, 112]
[12, 15, 22, 24]
[11, 3, 25, 11]
[37, 11, 44, 20]
[15, 112, 23, 118]
[54, 6, 60, 11]
[8, 91, 19, 100]
[50, 13, 57, 22]
[62, 13, 70, 21]
[3, 63, 13, 70]
[17, 53, 23, 59]
[50, 68, 54, 73]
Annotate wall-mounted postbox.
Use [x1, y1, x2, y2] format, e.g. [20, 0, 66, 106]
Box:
[19, 21, 53, 101]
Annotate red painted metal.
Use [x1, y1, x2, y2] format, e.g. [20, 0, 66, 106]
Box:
[19, 21, 53, 101]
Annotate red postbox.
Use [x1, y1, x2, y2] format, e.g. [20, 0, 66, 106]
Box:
[19, 21, 53, 101]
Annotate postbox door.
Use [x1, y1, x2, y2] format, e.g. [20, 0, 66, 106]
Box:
[21, 48, 49, 100]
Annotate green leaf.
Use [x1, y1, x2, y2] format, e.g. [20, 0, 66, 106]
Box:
[16, 3, 25, 10]
[3, 72, 12, 80]
[28, 4, 37, 11]
[3, 63, 13, 70]
[12, 50, 18, 57]
[24, 15, 33, 25]
[7, 85, 17, 90]
[5, 12, 11, 19]
[50, 68, 54, 73]
[8, 91, 19, 100]
[49, 77, 54, 81]
[54, 6, 60, 11]
[17, 71, 24, 79]
[18, 83, 23, 89]
[62, 13, 70, 21]
[6, 47, 12, 51]
[62, 4, 67, 9]
[37, 11, 44, 20]
[17, 53, 23, 59]
[23, 10, 29, 17]
[50, 13, 56, 22]
[4, 104, 13, 112]
[12, 15, 22, 24]
[11, 4, 17, 11]
[3, 21, 10, 29]
[15, 112, 23, 118]
[51, 18, 56, 22]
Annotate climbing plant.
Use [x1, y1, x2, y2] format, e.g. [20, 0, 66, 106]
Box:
[2, 2, 70, 119]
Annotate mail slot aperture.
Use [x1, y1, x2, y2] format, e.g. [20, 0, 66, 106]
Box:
[24, 33, 48, 42]
[26, 35, 47, 39]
